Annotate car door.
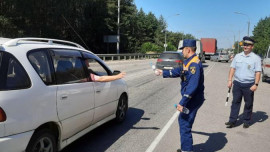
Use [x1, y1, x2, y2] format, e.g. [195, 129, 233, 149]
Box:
[82, 52, 118, 124]
[51, 49, 95, 140]
[263, 46, 270, 76]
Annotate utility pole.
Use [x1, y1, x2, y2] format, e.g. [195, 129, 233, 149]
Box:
[238, 30, 240, 53]
[163, 14, 180, 51]
[117, 0, 120, 54]
[234, 12, 250, 36]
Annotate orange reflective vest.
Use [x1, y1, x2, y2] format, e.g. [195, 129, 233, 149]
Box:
[183, 55, 200, 71]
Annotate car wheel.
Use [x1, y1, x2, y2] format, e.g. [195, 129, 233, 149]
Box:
[262, 71, 267, 82]
[115, 94, 128, 123]
[26, 129, 56, 152]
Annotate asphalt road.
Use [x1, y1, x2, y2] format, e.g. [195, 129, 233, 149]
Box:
[62, 59, 270, 152]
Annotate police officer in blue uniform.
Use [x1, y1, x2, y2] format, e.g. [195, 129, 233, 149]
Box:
[225, 36, 261, 129]
[156, 39, 204, 152]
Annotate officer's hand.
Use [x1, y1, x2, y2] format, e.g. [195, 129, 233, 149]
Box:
[250, 85, 257, 92]
[155, 69, 163, 76]
[227, 80, 232, 88]
[176, 104, 183, 112]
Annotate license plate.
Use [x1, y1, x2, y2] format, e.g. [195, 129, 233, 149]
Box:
[164, 67, 173, 69]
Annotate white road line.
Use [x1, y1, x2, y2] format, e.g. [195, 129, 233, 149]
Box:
[205, 62, 216, 76]
[145, 61, 216, 152]
[145, 111, 180, 152]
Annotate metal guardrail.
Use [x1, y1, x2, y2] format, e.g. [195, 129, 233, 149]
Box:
[96, 53, 160, 61]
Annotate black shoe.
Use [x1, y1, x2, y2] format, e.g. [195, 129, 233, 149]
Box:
[243, 123, 250, 128]
[177, 149, 182, 152]
[225, 122, 235, 128]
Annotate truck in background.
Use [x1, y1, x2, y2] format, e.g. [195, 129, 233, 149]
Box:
[201, 38, 217, 59]
[178, 40, 205, 63]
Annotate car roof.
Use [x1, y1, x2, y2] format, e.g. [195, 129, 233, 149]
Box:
[161, 51, 180, 54]
[0, 37, 93, 55]
[0, 37, 11, 44]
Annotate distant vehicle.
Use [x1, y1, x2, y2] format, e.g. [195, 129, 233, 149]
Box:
[0, 37, 128, 152]
[156, 51, 183, 70]
[201, 38, 217, 59]
[210, 52, 230, 62]
[262, 45, 270, 82]
[210, 53, 219, 61]
[178, 40, 205, 63]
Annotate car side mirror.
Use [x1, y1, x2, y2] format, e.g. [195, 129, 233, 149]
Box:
[112, 70, 121, 75]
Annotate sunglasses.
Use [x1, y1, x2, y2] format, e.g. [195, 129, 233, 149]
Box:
[243, 43, 253, 46]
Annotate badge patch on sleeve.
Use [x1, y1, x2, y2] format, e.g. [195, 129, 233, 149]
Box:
[190, 66, 196, 74]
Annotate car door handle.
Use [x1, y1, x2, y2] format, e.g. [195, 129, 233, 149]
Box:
[96, 90, 101, 93]
[61, 95, 68, 100]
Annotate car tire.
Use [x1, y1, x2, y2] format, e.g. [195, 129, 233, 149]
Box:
[261, 70, 267, 82]
[26, 129, 57, 152]
[115, 94, 128, 123]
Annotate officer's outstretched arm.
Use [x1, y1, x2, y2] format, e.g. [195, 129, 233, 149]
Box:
[163, 67, 182, 78]
[179, 63, 201, 106]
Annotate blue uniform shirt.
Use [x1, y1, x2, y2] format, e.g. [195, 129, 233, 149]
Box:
[231, 52, 261, 83]
[163, 54, 204, 107]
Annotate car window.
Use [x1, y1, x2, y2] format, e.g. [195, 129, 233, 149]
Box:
[85, 58, 108, 77]
[51, 49, 87, 84]
[28, 50, 53, 85]
[160, 53, 181, 59]
[268, 50, 270, 58]
[0, 52, 31, 90]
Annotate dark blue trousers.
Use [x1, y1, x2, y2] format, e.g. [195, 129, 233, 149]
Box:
[229, 81, 254, 124]
[179, 97, 203, 151]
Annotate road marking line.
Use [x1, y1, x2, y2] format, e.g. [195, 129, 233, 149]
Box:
[205, 62, 216, 76]
[145, 62, 216, 152]
[145, 111, 180, 152]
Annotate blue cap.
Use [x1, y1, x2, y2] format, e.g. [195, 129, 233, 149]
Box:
[179, 39, 196, 50]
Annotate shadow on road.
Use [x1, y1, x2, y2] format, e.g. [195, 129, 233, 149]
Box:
[235, 111, 268, 127]
[62, 107, 149, 152]
[192, 131, 227, 152]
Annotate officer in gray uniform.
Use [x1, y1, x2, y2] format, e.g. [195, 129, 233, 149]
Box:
[225, 36, 261, 128]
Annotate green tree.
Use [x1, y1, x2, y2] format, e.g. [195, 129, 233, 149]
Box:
[140, 42, 163, 53]
[233, 41, 243, 54]
[166, 42, 177, 51]
[0, 0, 196, 54]
[253, 16, 270, 56]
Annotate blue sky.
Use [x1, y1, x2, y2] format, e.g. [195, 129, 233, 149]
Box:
[134, 0, 270, 49]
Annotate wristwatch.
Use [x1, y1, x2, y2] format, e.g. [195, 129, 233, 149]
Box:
[255, 83, 259, 86]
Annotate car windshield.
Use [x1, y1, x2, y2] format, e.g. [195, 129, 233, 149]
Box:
[220, 53, 228, 55]
[160, 53, 181, 59]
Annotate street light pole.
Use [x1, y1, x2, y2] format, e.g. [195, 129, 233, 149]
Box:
[163, 14, 180, 51]
[117, 0, 120, 54]
[165, 31, 167, 51]
[234, 12, 250, 36]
